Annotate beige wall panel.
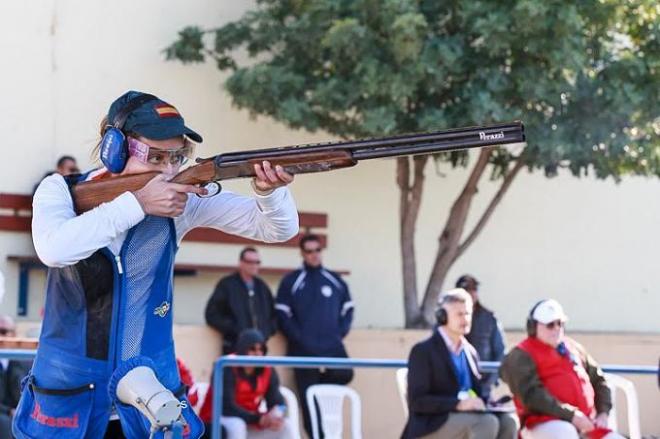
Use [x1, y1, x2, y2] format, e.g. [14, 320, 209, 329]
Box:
[1, 1, 660, 333]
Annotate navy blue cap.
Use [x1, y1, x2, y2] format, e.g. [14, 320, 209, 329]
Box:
[107, 90, 203, 143]
[235, 329, 266, 355]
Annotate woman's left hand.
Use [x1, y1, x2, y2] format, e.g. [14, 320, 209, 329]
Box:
[252, 161, 294, 194]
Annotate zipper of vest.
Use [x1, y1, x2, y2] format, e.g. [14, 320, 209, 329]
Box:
[108, 249, 125, 371]
[110, 251, 125, 419]
[115, 255, 123, 274]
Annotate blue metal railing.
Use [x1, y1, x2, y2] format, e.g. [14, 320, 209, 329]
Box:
[1, 349, 656, 439]
[211, 355, 659, 439]
[0, 349, 37, 360]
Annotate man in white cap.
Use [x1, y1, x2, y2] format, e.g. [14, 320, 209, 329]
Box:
[500, 299, 624, 439]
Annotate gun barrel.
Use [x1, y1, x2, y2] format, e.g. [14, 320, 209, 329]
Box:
[210, 121, 524, 165]
[352, 123, 524, 160]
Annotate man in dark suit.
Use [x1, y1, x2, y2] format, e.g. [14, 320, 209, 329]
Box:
[402, 289, 517, 439]
[0, 315, 32, 438]
[205, 247, 278, 354]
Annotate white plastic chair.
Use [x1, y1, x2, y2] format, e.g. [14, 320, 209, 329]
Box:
[279, 385, 302, 439]
[306, 384, 362, 439]
[395, 368, 409, 418]
[603, 373, 641, 439]
[191, 381, 209, 414]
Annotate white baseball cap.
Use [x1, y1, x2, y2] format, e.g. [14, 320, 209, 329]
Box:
[531, 299, 568, 324]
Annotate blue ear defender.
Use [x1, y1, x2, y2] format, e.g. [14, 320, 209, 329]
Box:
[100, 127, 129, 173]
[100, 94, 158, 173]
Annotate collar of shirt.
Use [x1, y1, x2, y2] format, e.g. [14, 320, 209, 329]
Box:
[438, 327, 466, 355]
[302, 263, 322, 272]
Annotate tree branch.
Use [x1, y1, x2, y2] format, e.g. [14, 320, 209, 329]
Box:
[420, 148, 493, 323]
[397, 155, 429, 327]
[397, 157, 410, 218]
[456, 157, 525, 259]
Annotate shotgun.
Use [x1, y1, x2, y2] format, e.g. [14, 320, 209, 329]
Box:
[72, 121, 525, 214]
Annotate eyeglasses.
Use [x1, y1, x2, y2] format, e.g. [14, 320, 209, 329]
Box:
[241, 259, 261, 265]
[127, 137, 194, 166]
[303, 248, 322, 254]
[545, 320, 564, 330]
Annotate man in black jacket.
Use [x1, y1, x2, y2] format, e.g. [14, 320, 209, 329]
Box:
[205, 247, 277, 354]
[402, 289, 517, 439]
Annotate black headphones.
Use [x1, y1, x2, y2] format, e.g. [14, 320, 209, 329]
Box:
[526, 300, 546, 337]
[435, 306, 448, 326]
[99, 94, 158, 173]
[435, 289, 472, 326]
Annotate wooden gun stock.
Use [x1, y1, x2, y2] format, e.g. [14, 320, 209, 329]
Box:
[72, 151, 356, 214]
[71, 122, 524, 214]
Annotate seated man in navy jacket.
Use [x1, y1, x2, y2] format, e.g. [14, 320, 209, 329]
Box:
[402, 289, 517, 439]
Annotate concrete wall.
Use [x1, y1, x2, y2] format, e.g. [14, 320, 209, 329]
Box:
[166, 326, 660, 437]
[1, 0, 660, 333]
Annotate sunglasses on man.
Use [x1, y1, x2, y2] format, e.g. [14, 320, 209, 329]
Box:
[544, 320, 564, 330]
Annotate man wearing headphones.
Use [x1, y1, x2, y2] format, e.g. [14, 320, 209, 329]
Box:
[500, 300, 624, 439]
[18, 91, 299, 439]
[401, 288, 517, 439]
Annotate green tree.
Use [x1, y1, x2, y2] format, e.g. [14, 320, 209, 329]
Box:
[167, 0, 659, 327]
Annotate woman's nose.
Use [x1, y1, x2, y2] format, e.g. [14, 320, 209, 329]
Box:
[164, 162, 179, 174]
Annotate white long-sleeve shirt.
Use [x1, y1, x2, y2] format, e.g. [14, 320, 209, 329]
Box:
[32, 173, 299, 267]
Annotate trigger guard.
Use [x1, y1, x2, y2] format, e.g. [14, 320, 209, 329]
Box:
[197, 181, 222, 198]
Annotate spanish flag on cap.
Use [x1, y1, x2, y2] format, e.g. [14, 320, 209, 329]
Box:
[154, 103, 180, 118]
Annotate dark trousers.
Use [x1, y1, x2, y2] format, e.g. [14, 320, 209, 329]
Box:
[0, 413, 12, 439]
[294, 367, 354, 438]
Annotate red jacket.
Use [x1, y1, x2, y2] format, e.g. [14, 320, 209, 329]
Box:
[176, 358, 199, 407]
[515, 337, 595, 428]
[199, 367, 272, 424]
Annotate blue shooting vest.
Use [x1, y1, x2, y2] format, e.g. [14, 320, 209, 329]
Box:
[12, 212, 204, 438]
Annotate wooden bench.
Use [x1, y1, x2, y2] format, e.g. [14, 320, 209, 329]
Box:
[2, 192, 344, 316]
[0, 337, 38, 350]
[0, 192, 327, 247]
[0, 193, 32, 232]
[8, 255, 342, 316]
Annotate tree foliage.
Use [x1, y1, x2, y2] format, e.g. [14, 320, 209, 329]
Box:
[168, 0, 658, 176]
[167, 0, 659, 326]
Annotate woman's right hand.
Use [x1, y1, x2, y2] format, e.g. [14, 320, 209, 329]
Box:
[259, 411, 284, 431]
[258, 413, 273, 429]
[133, 174, 207, 217]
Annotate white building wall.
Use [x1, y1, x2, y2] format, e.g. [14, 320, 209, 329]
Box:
[1, 0, 658, 332]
